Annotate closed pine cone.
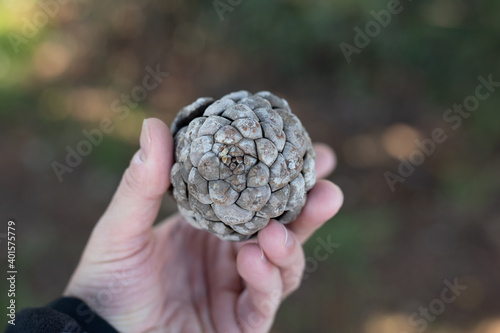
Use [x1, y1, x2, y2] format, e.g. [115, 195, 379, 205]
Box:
[170, 91, 316, 241]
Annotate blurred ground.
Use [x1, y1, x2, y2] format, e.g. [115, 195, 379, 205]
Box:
[1, 0, 500, 332]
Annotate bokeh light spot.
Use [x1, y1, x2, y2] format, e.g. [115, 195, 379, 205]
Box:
[472, 319, 500, 333]
[382, 124, 422, 159]
[67, 88, 116, 122]
[33, 39, 74, 79]
[363, 313, 417, 333]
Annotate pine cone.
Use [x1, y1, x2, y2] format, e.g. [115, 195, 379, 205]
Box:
[170, 91, 316, 241]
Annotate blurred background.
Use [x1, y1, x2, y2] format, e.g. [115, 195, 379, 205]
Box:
[1, 0, 500, 332]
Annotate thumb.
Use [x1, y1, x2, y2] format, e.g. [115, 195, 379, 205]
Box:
[91, 118, 173, 248]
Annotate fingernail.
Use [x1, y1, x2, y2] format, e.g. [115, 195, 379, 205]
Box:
[139, 119, 151, 162]
[281, 223, 293, 248]
[259, 245, 267, 263]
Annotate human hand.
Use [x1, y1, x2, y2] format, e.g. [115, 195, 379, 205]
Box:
[64, 118, 343, 333]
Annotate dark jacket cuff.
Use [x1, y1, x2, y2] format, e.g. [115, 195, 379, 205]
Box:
[48, 297, 119, 333]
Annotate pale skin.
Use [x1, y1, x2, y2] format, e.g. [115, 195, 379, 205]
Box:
[65, 118, 344, 333]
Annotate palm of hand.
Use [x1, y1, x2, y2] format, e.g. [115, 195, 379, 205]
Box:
[68, 216, 278, 333]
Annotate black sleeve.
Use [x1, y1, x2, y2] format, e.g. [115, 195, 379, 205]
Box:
[4, 297, 119, 333]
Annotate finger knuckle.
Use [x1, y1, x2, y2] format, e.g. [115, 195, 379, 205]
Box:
[122, 166, 145, 195]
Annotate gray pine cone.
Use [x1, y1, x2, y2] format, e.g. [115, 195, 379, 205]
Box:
[170, 91, 316, 241]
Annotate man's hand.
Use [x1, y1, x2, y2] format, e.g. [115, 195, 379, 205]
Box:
[64, 118, 343, 333]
